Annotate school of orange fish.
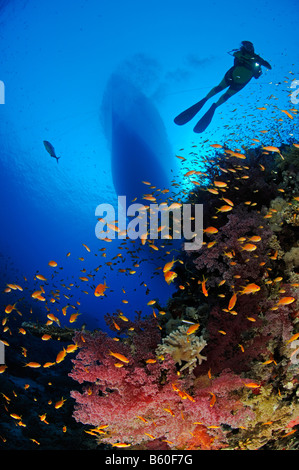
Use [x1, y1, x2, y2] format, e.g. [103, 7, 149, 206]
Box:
[0, 92, 298, 448]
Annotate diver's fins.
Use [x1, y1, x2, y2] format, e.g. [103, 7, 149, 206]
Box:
[174, 98, 208, 125]
[193, 103, 217, 133]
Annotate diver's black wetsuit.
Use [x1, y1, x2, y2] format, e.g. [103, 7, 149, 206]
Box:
[208, 50, 272, 102]
[174, 43, 271, 132]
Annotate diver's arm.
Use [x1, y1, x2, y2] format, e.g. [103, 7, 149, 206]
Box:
[255, 54, 272, 69]
[233, 51, 241, 65]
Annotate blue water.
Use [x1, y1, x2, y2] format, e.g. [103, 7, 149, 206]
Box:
[0, 0, 298, 333]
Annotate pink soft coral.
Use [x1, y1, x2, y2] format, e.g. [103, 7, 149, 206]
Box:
[69, 316, 255, 449]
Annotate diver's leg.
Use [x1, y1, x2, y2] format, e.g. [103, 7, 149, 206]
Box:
[174, 98, 208, 125]
[194, 81, 248, 133]
[174, 76, 229, 125]
[193, 86, 238, 133]
[193, 102, 217, 133]
[214, 87, 239, 107]
[204, 77, 229, 100]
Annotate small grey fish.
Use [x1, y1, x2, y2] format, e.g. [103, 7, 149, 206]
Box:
[43, 140, 61, 163]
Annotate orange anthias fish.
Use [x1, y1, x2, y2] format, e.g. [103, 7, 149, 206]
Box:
[241, 243, 257, 252]
[56, 349, 67, 364]
[69, 313, 81, 323]
[47, 313, 60, 326]
[5, 303, 17, 314]
[209, 392, 216, 407]
[244, 382, 261, 389]
[228, 292, 237, 310]
[184, 170, 197, 177]
[24, 362, 41, 368]
[225, 149, 246, 159]
[163, 257, 177, 273]
[145, 359, 157, 364]
[203, 226, 218, 234]
[281, 109, 293, 120]
[164, 270, 177, 285]
[43, 362, 55, 368]
[186, 323, 200, 335]
[222, 197, 234, 207]
[48, 260, 58, 267]
[41, 334, 52, 341]
[262, 146, 281, 153]
[94, 281, 108, 297]
[112, 443, 131, 448]
[214, 180, 227, 188]
[216, 205, 233, 213]
[240, 283, 260, 295]
[210, 144, 223, 148]
[286, 333, 299, 344]
[66, 343, 78, 353]
[248, 236, 261, 243]
[207, 188, 219, 195]
[55, 397, 67, 409]
[112, 320, 121, 331]
[201, 277, 208, 297]
[277, 297, 295, 306]
[36, 274, 47, 281]
[108, 351, 130, 363]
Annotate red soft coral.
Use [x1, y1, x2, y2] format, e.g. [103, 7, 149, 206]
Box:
[69, 320, 254, 449]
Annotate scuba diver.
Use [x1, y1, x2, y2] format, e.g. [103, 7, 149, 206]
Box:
[174, 41, 271, 133]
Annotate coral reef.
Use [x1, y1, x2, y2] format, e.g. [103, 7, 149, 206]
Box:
[69, 145, 299, 450]
[69, 318, 255, 449]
